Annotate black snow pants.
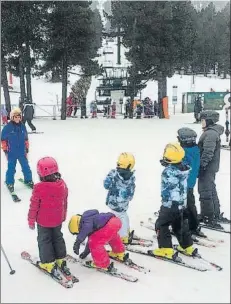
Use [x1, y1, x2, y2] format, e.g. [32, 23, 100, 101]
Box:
[37, 224, 66, 263]
[22, 118, 36, 131]
[186, 188, 199, 232]
[198, 171, 220, 219]
[155, 204, 193, 249]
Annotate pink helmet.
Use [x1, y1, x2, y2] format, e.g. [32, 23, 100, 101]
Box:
[37, 157, 59, 177]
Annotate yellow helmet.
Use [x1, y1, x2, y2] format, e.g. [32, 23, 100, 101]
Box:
[10, 107, 22, 120]
[163, 142, 185, 164]
[68, 214, 82, 235]
[117, 152, 135, 170]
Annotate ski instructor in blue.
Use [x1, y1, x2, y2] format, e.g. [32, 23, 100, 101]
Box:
[1, 107, 34, 192]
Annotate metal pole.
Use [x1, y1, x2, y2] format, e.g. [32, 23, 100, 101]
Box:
[1, 245, 16, 275]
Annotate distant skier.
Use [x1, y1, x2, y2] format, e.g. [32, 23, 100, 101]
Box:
[111, 102, 116, 118]
[28, 157, 70, 276]
[154, 100, 159, 117]
[22, 98, 36, 132]
[1, 107, 34, 193]
[90, 101, 97, 118]
[198, 110, 228, 227]
[124, 98, 130, 119]
[1, 105, 8, 125]
[104, 152, 136, 244]
[66, 93, 74, 117]
[194, 96, 203, 123]
[136, 102, 143, 119]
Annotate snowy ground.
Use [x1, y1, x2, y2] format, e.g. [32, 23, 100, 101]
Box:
[1, 113, 230, 303]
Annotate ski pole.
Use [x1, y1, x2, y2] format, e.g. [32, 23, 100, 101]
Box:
[1, 245, 16, 275]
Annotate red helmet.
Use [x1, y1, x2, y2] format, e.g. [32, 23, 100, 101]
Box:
[37, 157, 59, 177]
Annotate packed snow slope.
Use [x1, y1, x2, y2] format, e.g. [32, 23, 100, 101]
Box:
[1, 112, 230, 303]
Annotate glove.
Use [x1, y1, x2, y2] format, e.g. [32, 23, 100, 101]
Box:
[79, 243, 90, 259]
[79, 251, 88, 259]
[73, 240, 80, 255]
[28, 222, 35, 230]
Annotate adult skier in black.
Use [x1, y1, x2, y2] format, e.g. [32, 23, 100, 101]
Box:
[194, 96, 203, 123]
[22, 98, 36, 132]
[198, 110, 229, 228]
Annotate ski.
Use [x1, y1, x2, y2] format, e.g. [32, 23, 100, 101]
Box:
[129, 239, 153, 247]
[27, 132, 44, 134]
[152, 214, 225, 242]
[191, 233, 224, 244]
[18, 178, 33, 189]
[6, 184, 21, 202]
[200, 223, 230, 234]
[21, 251, 74, 288]
[107, 252, 150, 274]
[173, 245, 223, 271]
[65, 254, 138, 283]
[133, 234, 154, 243]
[10, 192, 21, 202]
[125, 246, 208, 272]
[140, 220, 217, 248]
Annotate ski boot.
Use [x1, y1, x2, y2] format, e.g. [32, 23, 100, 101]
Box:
[38, 262, 60, 277]
[121, 230, 134, 245]
[56, 259, 71, 276]
[203, 216, 224, 230]
[152, 248, 178, 260]
[86, 261, 116, 272]
[6, 184, 14, 193]
[108, 251, 129, 263]
[191, 226, 207, 238]
[176, 245, 198, 257]
[216, 212, 231, 224]
[25, 181, 34, 189]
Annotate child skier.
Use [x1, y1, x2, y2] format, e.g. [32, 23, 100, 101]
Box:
[177, 127, 205, 237]
[104, 153, 136, 244]
[1, 107, 33, 192]
[111, 102, 116, 118]
[198, 110, 226, 227]
[152, 143, 198, 260]
[1, 105, 8, 125]
[68, 209, 126, 271]
[28, 156, 69, 276]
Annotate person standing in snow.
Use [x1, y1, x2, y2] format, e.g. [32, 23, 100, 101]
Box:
[104, 153, 136, 245]
[177, 127, 205, 237]
[28, 157, 70, 276]
[22, 97, 36, 132]
[194, 96, 203, 123]
[1, 105, 8, 125]
[153, 143, 197, 260]
[1, 108, 34, 192]
[197, 110, 227, 228]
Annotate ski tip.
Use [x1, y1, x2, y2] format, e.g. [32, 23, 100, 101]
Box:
[21, 251, 30, 259]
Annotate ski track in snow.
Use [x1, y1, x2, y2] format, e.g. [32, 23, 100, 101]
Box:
[1, 114, 230, 303]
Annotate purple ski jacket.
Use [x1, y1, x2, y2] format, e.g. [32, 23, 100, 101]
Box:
[77, 209, 115, 243]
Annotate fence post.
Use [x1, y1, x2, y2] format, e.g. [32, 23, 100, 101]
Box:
[53, 105, 57, 120]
